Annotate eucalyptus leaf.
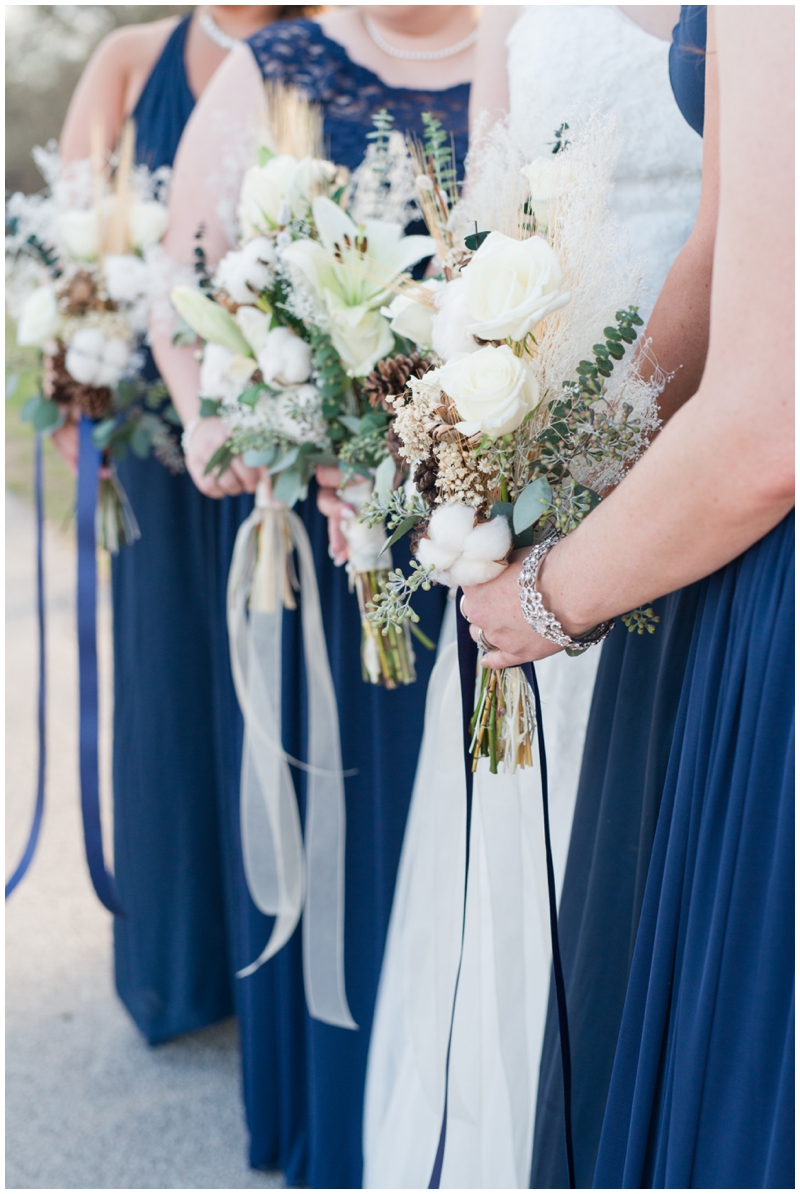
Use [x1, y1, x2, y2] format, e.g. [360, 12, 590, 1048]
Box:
[20, 393, 44, 424]
[32, 397, 64, 434]
[238, 384, 266, 409]
[379, 514, 420, 555]
[171, 314, 198, 347]
[130, 426, 154, 458]
[269, 444, 300, 474]
[199, 397, 222, 418]
[490, 501, 514, 525]
[241, 447, 274, 468]
[273, 467, 305, 508]
[257, 145, 275, 167]
[339, 415, 362, 435]
[513, 477, 552, 533]
[92, 417, 118, 448]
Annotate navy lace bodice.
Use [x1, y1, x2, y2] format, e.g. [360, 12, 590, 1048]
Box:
[247, 19, 470, 176]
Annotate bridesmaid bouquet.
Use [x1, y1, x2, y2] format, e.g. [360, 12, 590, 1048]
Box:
[172, 98, 435, 687]
[363, 116, 663, 770]
[5, 123, 181, 550]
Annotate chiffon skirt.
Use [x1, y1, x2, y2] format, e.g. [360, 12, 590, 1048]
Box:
[532, 581, 703, 1187]
[595, 512, 794, 1188]
[111, 450, 233, 1045]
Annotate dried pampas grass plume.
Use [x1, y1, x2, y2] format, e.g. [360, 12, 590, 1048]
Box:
[262, 81, 324, 162]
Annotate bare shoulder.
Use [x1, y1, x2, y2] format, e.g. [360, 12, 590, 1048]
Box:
[89, 16, 180, 77]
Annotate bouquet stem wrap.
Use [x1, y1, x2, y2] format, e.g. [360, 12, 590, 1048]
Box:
[339, 479, 416, 689]
[227, 479, 356, 1029]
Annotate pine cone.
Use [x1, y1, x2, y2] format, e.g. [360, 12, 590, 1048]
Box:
[73, 384, 114, 420]
[63, 270, 97, 316]
[413, 453, 439, 509]
[363, 351, 434, 411]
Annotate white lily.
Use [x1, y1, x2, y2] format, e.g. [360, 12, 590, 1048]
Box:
[281, 196, 434, 376]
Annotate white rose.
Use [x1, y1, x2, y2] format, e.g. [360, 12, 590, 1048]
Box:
[128, 200, 169, 250]
[104, 254, 149, 304]
[415, 503, 511, 589]
[58, 210, 99, 261]
[17, 285, 61, 346]
[238, 155, 299, 238]
[383, 280, 441, 347]
[288, 156, 340, 216]
[461, 230, 571, 343]
[430, 278, 480, 361]
[256, 326, 313, 388]
[330, 309, 394, 378]
[440, 344, 540, 438]
[214, 237, 276, 305]
[65, 328, 130, 388]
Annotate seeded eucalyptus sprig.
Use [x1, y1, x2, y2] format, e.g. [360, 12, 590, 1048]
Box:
[366, 561, 434, 633]
[622, 605, 661, 635]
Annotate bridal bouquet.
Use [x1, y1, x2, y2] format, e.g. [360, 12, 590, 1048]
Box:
[364, 116, 663, 770]
[172, 97, 436, 686]
[6, 124, 182, 548]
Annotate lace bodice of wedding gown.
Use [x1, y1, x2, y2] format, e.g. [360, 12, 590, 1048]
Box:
[508, 5, 702, 316]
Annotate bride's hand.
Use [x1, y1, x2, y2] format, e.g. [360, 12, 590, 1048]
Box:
[315, 464, 356, 567]
[461, 550, 563, 668]
[184, 416, 259, 499]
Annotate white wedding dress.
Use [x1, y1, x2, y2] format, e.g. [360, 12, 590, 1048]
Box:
[363, 7, 703, 1189]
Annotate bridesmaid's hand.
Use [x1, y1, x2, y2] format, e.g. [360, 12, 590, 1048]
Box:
[461, 551, 563, 668]
[184, 416, 259, 499]
[316, 464, 356, 567]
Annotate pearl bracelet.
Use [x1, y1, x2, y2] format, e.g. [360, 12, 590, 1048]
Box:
[181, 416, 200, 456]
[519, 537, 615, 654]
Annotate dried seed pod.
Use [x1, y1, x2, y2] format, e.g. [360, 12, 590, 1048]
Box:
[413, 453, 439, 508]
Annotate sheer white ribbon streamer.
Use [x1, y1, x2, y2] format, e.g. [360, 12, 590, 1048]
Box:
[227, 483, 356, 1029]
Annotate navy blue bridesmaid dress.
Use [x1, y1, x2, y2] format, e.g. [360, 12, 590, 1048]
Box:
[594, 514, 794, 1186]
[229, 20, 469, 1187]
[111, 15, 235, 1045]
[531, 9, 709, 1186]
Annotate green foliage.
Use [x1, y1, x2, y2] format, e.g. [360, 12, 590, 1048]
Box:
[366, 561, 434, 633]
[359, 485, 427, 531]
[366, 108, 395, 214]
[622, 605, 661, 635]
[193, 225, 215, 292]
[199, 397, 222, 418]
[421, 112, 458, 204]
[551, 122, 570, 155]
[512, 477, 552, 534]
[20, 392, 64, 434]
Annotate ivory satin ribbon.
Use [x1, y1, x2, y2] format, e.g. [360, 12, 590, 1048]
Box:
[227, 483, 356, 1030]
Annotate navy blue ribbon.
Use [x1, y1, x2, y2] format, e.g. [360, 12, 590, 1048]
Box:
[77, 417, 124, 916]
[6, 433, 47, 898]
[428, 600, 575, 1189]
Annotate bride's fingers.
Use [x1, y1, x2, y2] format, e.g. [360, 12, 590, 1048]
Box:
[480, 649, 519, 669]
[229, 457, 260, 493]
[317, 487, 355, 521]
[328, 516, 348, 565]
[316, 464, 344, 489]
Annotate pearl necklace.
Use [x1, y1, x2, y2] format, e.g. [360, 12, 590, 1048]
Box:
[199, 10, 240, 52]
[363, 15, 478, 61]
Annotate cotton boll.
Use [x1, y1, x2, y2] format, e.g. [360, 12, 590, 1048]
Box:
[447, 556, 507, 589]
[104, 254, 150, 303]
[430, 278, 479, 361]
[199, 342, 236, 399]
[461, 516, 512, 561]
[65, 328, 130, 388]
[213, 237, 276, 305]
[415, 536, 461, 577]
[427, 502, 477, 552]
[17, 285, 60, 346]
[256, 326, 313, 387]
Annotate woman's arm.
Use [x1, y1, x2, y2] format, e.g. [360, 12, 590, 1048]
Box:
[463, 6, 794, 666]
[59, 20, 177, 160]
[150, 42, 266, 498]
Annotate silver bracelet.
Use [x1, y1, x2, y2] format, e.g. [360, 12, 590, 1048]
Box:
[519, 536, 615, 653]
[181, 416, 200, 456]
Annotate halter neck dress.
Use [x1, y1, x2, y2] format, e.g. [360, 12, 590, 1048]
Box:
[230, 20, 469, 1187]
[531, 8, 709, 1186]
[592, 8, 793, 1184]
[111, 14, 234, 1045]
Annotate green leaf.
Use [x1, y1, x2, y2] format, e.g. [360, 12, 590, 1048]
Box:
[272, 467, 305, 507]
[490, 501, 514, 525]
[603, 327, 623, 341]
[31, 397, 63, 433]
[360, 409, 389, 431]
[171, 314, 199, 347]
[257, 145, 275, 167]
[204, 442, 234, 477]
[199, 397, 222, 418]
[379, 514, 420, 555]
[512, 477, 552, 533]
[268, 445, 300, 474]
[130, 426, 154, 458]
[92, 417, 118, 449]
[339, 415, 363, 435]
[464, 228, 490, 251]
[242, 446, 276, 468]
[20, 393, 44, 424]
[237, 384, 267, 409]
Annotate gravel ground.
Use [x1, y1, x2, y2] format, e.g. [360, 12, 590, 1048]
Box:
[5, 492, 283, 1190]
